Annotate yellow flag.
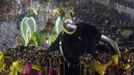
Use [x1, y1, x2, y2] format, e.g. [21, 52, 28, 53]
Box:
[89, 59, 106, 75]
[9, 60, 24, 75]
[0, 51, 5, 72]
[123, 63, 131, 70]
[32, 64, 41, 71]
[52, 8, 65, 17]
[32, 8, 38, 15]
[89, 59, 113, 75]
[89, 55, 119, 75]
[112, 55, 119, 65]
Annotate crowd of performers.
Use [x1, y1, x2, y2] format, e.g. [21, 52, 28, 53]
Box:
[0, 1, 134, 75]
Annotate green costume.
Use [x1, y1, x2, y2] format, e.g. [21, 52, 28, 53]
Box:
[31, 29, 56, 47]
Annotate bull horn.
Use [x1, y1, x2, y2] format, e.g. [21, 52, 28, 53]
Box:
[100, 35, 121, 58]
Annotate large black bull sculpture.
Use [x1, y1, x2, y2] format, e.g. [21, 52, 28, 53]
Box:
[47, 22, 120, 64]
